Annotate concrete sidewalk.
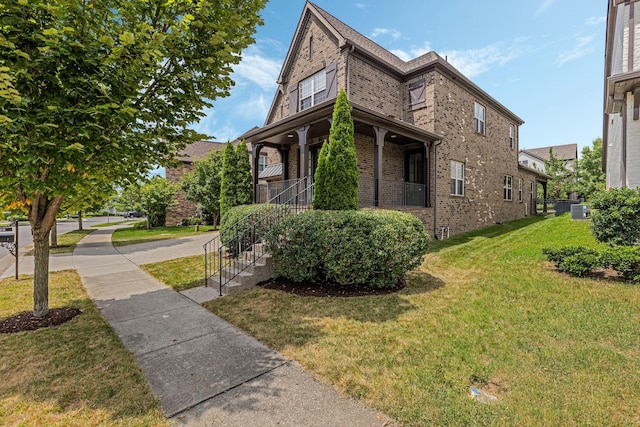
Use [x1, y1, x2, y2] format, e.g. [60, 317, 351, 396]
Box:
[72, 225, 394, 426]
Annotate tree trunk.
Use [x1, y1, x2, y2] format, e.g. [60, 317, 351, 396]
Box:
[78, 211, 83, 231]
[28, 192, 64, 318]
[50, 220, 58, 248]
[32, 226, 50, 317]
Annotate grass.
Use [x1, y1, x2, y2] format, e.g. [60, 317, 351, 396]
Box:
[23, 229, 95, 256]
[111, 224, 216, 247]
[0, 271, 168, 426]
[201, 215, 640, 426]
[141, 255, 207, 291]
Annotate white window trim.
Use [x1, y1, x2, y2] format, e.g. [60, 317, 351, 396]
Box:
[509, 125, 515, 149]
[299, 70, 326, 111]
[450, 160, 465, 196]
[474, 102, 486, 135]
[258, 154, 268, 172]
[504, 175, 513, 201]
[518, 178, 523, 202]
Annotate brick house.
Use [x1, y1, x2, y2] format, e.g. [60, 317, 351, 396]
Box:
[519, 144, 578, 174]
[604, 0, 640, 189]
[166, 140, 282, 226]
[242, 2, 547, 238]
[165, 140, 226, 226]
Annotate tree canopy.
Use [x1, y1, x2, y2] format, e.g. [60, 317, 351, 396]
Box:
[575, 137, 605, 201]
[182, 150, 224, 227]
[219, 141, 252, 217]
[0, 0, 266, 316]
[544, 148, 574, 199]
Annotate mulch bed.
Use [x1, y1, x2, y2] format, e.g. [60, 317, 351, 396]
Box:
[256, 276, 405, 297]
[0, 307, 82, 334]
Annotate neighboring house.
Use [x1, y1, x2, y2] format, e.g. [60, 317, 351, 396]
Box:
[165, 140, 226, 226]
[165, 140, 282, 226]
[604, 0, 640, 189]
[518, 144, 578, 173]
[241, 2, 547, 238]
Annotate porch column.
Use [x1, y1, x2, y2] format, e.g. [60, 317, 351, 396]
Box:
[252, 142, 263, 203]
[296, 125, 311, 179]
[542, 181, 548, 213]
[373, 126, 387, 206]
[277, 147, 290, 181]
[423, 142, 430, 207]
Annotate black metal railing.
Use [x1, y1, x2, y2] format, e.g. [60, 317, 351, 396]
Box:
[358, 177, 427, 207]
[204, 177, 313, 295]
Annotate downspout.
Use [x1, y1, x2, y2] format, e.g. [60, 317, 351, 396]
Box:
[433, 139, 443, 239]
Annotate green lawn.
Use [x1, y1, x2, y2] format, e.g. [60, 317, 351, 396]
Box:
[202, 215, 640, 426]
[24, 229, 95, 256]
[141, 254, 207, 291]
[111, 224, 216, 247]
[0, 271, 168, 426]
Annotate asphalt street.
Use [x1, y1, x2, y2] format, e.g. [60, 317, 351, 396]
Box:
[0, 216, 123, 277]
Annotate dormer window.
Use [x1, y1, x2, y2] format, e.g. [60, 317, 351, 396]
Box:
[299, 70, 326, 111]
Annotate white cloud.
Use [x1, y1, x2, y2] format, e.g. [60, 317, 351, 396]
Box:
[391, 41, 432, 62]
[441, 40, 526, 77]
[370, 28, 402, 41]
[232, 48, 281, 91]
[557, 35, 595, 66]
[234, 93, 270, 121]
[585, 16, 606, 26]
[535, 0, 556, 17]
[356, 3, 365, 9]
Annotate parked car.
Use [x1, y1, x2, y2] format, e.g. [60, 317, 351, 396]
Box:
[124, 211, 144, 218]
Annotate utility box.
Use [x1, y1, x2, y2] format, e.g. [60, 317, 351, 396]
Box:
[571, 204, 590, 220]
[0, 227, 14, 243]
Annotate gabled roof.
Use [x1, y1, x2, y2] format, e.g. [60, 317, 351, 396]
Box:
[273, 2, 523, 126]
[521, 144, 578, 162]
[177, 140, 225, 163]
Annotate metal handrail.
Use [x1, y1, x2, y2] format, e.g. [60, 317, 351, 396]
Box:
[203, 177, 313, 295]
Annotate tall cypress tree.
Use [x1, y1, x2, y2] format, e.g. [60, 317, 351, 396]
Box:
[312, 140, 330, 209]
[325, 89, 358, 210]
[220, 142, 238, 216]
[235, 140, 254, 205]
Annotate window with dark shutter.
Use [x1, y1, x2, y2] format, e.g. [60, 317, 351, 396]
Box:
[409, 79, 426, 110]
[325, 62, 337, 100]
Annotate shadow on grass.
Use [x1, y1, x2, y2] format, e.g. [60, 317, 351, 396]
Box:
[428, 215, 549, 253]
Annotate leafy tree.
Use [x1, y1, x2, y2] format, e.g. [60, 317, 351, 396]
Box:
[545, 148, 574, 199]
[0, 0, 266, 316]
[182, 150, 223, 228]
[234, 140, 253, 206]
[139, 177, 177, 228]
[312, 140, 330, 209]
[321, 90, 359, 210]
[575, 137, 605, 201]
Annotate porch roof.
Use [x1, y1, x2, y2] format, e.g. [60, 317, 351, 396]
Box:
[240, 99, 441, 147]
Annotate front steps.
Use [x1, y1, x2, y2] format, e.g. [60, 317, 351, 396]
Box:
[206, 245, 274, 295]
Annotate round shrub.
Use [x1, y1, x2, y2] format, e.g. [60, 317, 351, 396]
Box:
[591, 188, 640, 246]
[265, 209, 430, 288]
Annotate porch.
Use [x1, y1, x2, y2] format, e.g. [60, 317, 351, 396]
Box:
[242, 99, 441, 209]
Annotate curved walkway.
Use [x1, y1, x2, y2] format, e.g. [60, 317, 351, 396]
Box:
[72, 225, 394, 426]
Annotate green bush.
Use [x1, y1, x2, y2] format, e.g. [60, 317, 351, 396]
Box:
[602, 246, 640, 282]
[591, 188, 640, 246]
[558, 252, 601, 277]
[542, 246, 598, 268]
[220, 204, 283, 256]
[180, 217, 202, 226]
[265, 209, 430, 288]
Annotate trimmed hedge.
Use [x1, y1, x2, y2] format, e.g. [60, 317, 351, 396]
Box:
[265, 209, 430, 288]
[543, 245, 640, 282]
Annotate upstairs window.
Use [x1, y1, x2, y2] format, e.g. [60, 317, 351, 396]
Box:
[409, 79, 426, 110]
[299, 70, 326, 111]
[504, 175, 513, 201]
[474, 102, 485, 134]
[450, 161, 465, 196]
[509, 125, 515, 148]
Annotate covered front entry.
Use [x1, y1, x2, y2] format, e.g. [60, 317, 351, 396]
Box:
[243, 100, 440, 208]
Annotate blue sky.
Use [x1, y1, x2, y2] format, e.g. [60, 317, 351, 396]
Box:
[191, 0, 607, 155]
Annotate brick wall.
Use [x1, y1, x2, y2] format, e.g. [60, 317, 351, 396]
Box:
[166, 163, 198, 226]
[348, 56, 404, 118]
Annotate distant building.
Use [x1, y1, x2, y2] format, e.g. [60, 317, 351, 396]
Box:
[604, 0, 640, 189]
[518, 144, 578, 174]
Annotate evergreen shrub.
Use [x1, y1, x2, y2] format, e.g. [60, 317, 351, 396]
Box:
[265, 209, 430, 288]
[591, 188, 640, 246]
